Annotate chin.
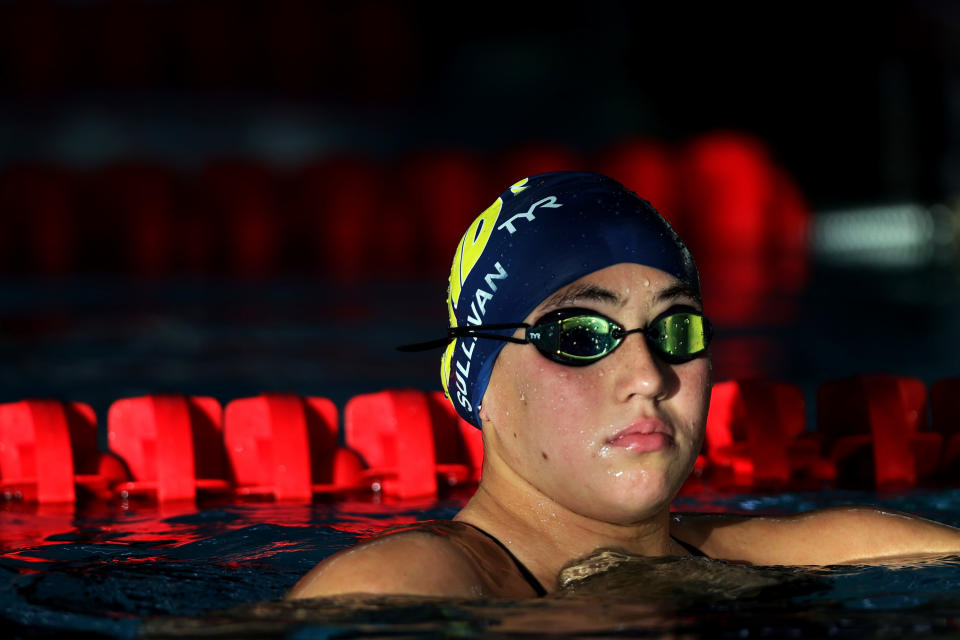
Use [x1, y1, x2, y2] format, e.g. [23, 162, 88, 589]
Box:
[577, 472, 679, 524]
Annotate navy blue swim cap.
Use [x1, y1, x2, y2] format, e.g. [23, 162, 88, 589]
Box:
[442, 171, 700, 428]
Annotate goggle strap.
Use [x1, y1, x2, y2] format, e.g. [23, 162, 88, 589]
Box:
[396, 322, 529, 352]
[396, 337, 453, 352]
[450, 323, 529, 345]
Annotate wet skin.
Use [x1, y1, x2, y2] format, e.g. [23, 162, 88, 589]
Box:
[473, 263, 710, 528]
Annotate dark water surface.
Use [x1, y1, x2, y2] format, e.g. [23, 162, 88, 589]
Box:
[2, 490, 959, 639]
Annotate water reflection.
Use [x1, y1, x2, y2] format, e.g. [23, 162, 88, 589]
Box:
[141, 553, 960, 639]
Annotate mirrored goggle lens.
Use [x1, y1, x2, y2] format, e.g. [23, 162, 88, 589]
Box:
[527, 315, 617, 362]
[646, 312, 710, 361]
[528, 311, 710, 365]
[556, 315, 617, 360]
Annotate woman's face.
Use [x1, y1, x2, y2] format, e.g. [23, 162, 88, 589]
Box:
[479, 263, 711, 525]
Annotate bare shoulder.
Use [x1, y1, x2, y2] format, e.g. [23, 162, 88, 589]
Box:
[672, 506, 960, 566]
[287, 525, 487, 599]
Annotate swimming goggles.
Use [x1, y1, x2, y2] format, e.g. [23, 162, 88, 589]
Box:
[399, 306, 712, 366]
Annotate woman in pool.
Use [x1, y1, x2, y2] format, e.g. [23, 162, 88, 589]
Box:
[289, 172, 960, 599]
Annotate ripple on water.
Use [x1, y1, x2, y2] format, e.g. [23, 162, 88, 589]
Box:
[3, 495, 960, 639]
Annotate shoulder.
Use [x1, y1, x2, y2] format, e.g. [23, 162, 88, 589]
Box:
[671, 506, 960, 566]
[287, 521, 494, 599]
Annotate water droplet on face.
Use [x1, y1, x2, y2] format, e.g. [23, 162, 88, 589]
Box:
[643, 279, 650, 287]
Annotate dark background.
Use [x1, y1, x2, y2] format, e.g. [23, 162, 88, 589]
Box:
[0, 1, 958, 424]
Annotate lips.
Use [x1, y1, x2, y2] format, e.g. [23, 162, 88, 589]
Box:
[606, 419, 675, 452]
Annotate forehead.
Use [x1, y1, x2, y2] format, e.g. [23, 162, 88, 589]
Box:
[534, 263, 700, 314]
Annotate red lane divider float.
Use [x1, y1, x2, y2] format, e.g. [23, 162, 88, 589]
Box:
[224, 393, 364, 500]
[108, 395, 232, 503]
[817, 374, 942, 489]
[344, 390, 481, 499]
[0, 399, 123, 503]
[3, 377, 959, 509]
[706, 380, 835, 490]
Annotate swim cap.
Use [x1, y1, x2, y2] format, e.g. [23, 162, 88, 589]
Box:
[442, 171, 700, 428]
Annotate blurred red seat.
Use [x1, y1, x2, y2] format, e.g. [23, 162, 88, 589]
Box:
[708, 336, 786, 383]
[344, 389, 481, 498]
[0, 165, 76, 274]
[706, 380, 833, 489]
[199, 161, 282, 277]
[931, 378, 960, 482]
[596, 139, 679, 226]
[679, 133, 781, 325]
[396, 149, 486, 278]
[224, 393, 363, 501]
[87, 163, 179, 276]
[295, 156, 383, 280]
[0, 399, 122, 504]
[767, 167, 810, 307]
[817, 375, 941, 489]
[108, 395, 230, 503]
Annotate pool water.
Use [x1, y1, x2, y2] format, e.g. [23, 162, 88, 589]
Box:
[3, 489, 959, 639]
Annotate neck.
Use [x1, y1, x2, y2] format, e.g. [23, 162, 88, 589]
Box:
[455, 444, 678, 593]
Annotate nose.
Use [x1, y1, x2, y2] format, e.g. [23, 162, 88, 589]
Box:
[611, 332, 673, 402]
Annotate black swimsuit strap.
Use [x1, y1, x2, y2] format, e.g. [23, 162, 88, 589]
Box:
[457, 524, 705, 596]
[463, 523, 548, 597]
[671, 534, 709, 558]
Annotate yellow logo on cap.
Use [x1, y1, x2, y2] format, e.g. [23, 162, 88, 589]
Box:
[509, 177, 529, 194]
[440, 338, 456, 399]
[442, 195, 504, 404]
[448, 197, 502, 311]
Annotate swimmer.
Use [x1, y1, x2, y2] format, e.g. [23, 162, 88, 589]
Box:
[288, 172, 960, 599]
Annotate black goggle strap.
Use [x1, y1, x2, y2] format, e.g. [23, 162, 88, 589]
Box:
[396, 322, 529, 352]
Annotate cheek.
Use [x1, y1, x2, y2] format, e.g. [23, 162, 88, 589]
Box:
[675, 361, 711, 434]
[512, 363, 610, 456]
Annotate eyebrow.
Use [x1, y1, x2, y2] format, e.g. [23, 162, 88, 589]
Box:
[538, 280, 703, 315]
[654, 282, 703, 306]
[538, 284, 623, 313]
